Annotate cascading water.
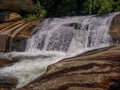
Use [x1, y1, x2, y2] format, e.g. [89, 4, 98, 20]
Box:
[26, 12, 118, 57]
[0, 12, 119, 88]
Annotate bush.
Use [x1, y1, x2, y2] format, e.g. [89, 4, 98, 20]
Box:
[82, 0, 120, 14]
[24, 0, 46, 19]
[23, 0, 120, 18]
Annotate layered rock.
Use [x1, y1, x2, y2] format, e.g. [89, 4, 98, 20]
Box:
[17, 45, 120, 90]
[0, 0, 38, 52]
[0, 20, 39, 52]
[0, 11, 22, 23]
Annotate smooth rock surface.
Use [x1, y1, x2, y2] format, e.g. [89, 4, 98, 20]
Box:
[17, 45, 120, 90]
[0, 0, 35, 13]
[109, 14, 120, 39]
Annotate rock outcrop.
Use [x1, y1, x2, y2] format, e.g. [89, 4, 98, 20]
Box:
[0, 0, 35, 13]
[17, 45, 120, 90]
[109, 14, 120, 40]
[0, 0, 38, 52]
[0, 20, 39, 52]
[0, 11, 22, 23]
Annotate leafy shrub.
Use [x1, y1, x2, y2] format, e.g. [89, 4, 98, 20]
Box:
[24, 0, 46, 19]
[24, 0, 120, 18]
[82, 0, 120, 14]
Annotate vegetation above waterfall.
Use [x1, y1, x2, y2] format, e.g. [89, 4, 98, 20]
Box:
[24, 0, 46, 19]
[24, 0, 120, 19]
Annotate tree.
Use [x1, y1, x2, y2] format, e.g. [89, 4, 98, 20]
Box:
[82, 0, 120, 14]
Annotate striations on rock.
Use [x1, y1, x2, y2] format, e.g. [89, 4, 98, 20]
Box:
[17, 45, 120, 90]
[0, 20, 39, 52]
[0, 11, 22, 23]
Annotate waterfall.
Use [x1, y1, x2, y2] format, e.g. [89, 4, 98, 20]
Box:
[26, 12, 118, 57]
[0, 12, 119, 88]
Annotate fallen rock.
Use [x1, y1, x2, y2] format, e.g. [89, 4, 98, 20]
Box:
[0, 11, 22, 23]
[17, 45, 120, 90]
[0, 75, 18, 90]
[0, 0, 35, 13]
[109, 14, 120, 39]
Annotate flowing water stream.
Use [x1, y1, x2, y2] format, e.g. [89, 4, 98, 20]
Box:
[0, 12, 119, 88]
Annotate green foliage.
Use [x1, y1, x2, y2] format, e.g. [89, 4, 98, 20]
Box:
[82, 0, 120, 14]
[24, 0, 46, 19]
[34, 0, 46, 18]
[24, 0, 120, 18]
[113, 0, 120, 12]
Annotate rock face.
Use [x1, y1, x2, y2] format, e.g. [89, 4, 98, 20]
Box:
[0, 20, 39, 52]
[0, 11, 22, 23]
[0, 0, 35, 13]
[17, 45, 120, 90]
[109, 14, 120, 39]
[0, 0, 38, 52]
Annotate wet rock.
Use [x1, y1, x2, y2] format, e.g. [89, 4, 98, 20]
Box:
[0, 59, 8, 67]
[17, 45, 120, 90]
[0, 75, 18, 90]
[0, 0, 35, 13]
[109, 14, 120, 39]
[0, 11, 22, 23]
[0, 58, 18, 67]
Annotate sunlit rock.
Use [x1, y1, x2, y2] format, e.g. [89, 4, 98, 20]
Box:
[0, 20, 39, 52]
[17, 45, 120, 90]
[0, 11, 22, 23]
[109, 14, 120, 39]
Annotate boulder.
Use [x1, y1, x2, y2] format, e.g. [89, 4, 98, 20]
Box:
[0, 75, 18, 90]
[0, 58, 18, 67]
[109, 14, 120, 39]
[0, 0, 35, 13]
[17, 45, 120, 90]
[0, 11, 22, 23]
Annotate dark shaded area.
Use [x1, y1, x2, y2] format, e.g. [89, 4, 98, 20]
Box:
[32, 0, 120, 17]
[108, 79, 120, 90]
[0, 75, 18, 89]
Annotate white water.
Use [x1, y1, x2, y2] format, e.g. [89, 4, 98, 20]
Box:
[0, 12, 119, 88]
